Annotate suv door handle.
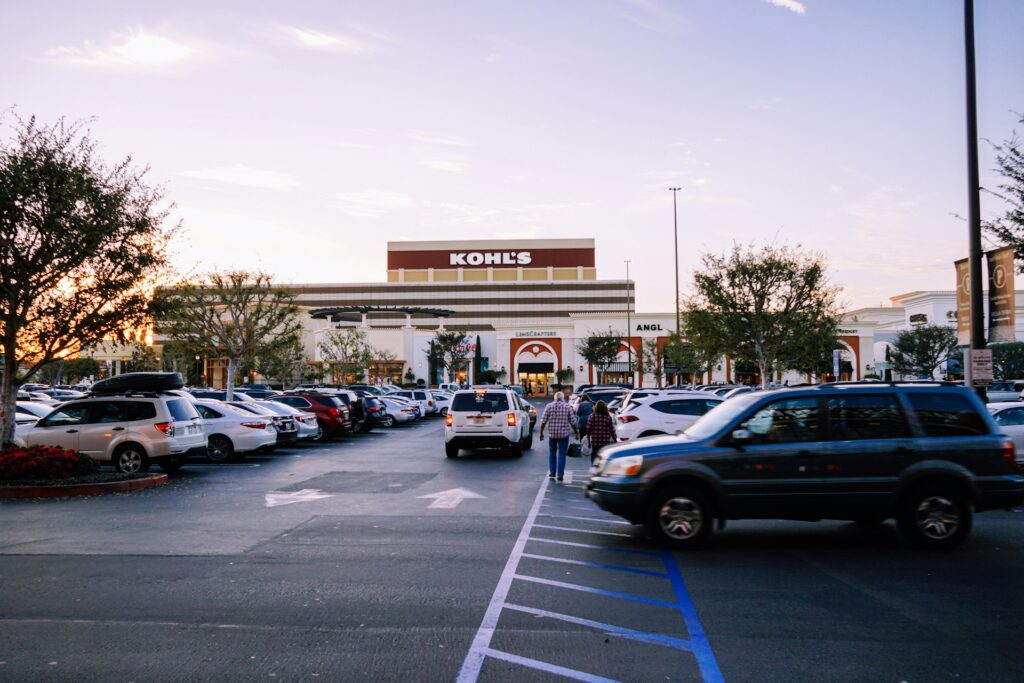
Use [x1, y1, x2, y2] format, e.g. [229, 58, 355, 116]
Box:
[66, 429, 78, 434]
[112, 427, 125, 432]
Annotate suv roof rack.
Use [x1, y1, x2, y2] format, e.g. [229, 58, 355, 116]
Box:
[805, 380, 960, 388]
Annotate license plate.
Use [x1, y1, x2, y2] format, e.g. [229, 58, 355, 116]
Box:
[470, 417, 486, 424]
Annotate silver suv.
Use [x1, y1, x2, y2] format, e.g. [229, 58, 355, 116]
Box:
[15, 393, 207, 473]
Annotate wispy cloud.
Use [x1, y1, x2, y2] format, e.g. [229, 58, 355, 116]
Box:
[180, 164, 300, 190]
[44, 27, 196, 68]
[618, 0, 687, 33]
[336, 189, 418, 218]
[406, 130, 471, 147]
[748, 96, 784, 110]
[422, 159, 468, 173]
[763, 0, 807, 15]
[277, 25, 367, 53]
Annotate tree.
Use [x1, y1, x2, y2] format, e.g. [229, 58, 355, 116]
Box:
[156, 270, 301, 402]
[318, 328, 375, 382]
[639, 338, 664, 387]
[124, 344, 161, 373]
[1, 116, 172, 445]
[428, 330, 470, 383]
[781, 325, 844, 380]
[683, 243, 841, 388]
[576, 329, 622, 383]
[889, 325, 957, 379]
[991, 342, 1024, 379]
[37, 357, 101, 385]
[663, 332, 719, 385]
[255, 337, 308, 389]
[159, 338, 205, 385]
[983, 114, 1024, 264]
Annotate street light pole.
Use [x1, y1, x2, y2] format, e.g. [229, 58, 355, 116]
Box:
[625, 260, 632, 386]
[964, 0, 987, 401]
[668, 187, 682, 335]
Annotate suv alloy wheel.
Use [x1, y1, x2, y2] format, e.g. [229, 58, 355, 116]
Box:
[113, 443, 150, 474]
[897, 484, 973, 550]
[646, 485, 713, 549]
[207, 434, 235, 463]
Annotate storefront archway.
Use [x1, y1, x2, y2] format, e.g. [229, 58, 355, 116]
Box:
[514, 341, 558, 396]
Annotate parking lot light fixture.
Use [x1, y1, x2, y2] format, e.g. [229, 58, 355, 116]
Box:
[668, 187, 683, 335]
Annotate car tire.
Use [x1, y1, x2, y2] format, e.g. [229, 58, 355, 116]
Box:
[897, 484, 972, 550]
[381, 415, 395, 428]
[638, 430, 666, 439]
[207, 435, 234, 463]
[445, 443, 459, 458]
[646, 485, 713, 550]
[509, 439, 524, 458]
[441, 407, 448, 417]
[312, 423, 327, 442]
[523, 432, 533, 450]
[113, 444, 150, 474]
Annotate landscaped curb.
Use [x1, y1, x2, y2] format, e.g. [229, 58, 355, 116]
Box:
[0, 473, 168, 499]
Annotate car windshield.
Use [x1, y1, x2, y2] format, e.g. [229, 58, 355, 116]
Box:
[684, 393, 761, 440]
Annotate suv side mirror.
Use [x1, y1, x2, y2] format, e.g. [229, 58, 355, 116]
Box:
[732, 428, 752, 442]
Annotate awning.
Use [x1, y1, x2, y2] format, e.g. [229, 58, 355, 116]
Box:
[517, 362, 554, 373]
[603, 363, 635, 373]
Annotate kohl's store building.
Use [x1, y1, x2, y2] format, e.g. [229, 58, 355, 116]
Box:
[285, 239, 692, 395]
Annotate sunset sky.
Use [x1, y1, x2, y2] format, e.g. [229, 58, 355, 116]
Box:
[3, 0, 1023, 312]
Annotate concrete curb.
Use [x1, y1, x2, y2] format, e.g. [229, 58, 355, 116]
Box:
[0, 473, 168, 499]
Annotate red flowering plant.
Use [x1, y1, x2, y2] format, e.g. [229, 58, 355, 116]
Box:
[0, 445, 99, 481]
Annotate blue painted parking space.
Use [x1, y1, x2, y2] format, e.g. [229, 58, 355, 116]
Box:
[458, 460, 723, 682]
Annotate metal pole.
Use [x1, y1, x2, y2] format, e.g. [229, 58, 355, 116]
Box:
[668, 188, 682, 335]
[625, 260, 632, 386]
[964, 0, 987, 400]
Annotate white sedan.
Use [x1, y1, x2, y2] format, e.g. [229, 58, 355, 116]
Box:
[616, 394, 723, 442]
[259, 400, 320, 440]
[988, 402, 1024, 463]
[193, 399, 278, 462]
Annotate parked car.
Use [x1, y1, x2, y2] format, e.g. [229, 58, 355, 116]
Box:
[383, 395, 423, 419]
[259, 400, 320, 441]
[429, 391, 453, 416]
[193, 399, 278, 462]
[380, 397, 420, 424]
[228, 401, 299, 448]
[722, 386, 756, 400]
[234, 388, 282, 400]
[34, 389, 87, 401]
[190, 389, 256, 402]
[14, 377, 206, 473]
[16, 400, 56, 420]
[391, 389, 437, 415]
[988, 402, 1024, 463]
[986, 380, 1024, 402]
[586, 382, 1024, 550]
[271, 393, 352, 441]
[444, 388, 532, 458]
[615, 393, 723, 442]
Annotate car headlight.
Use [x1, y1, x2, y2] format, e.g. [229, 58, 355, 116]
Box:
[601, 454, 643, 477]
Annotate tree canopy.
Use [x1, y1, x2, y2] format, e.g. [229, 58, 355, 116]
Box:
[156, 270, 301, 401]
[1, 115, 172, 444]
[428, 330, 470, 383]
[983, 114, 1024, 266]
[683, 243, 841, 388]
[576, 329, 623, 383]
[889, 324, 957, 379]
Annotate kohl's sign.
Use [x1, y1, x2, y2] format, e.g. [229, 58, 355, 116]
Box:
[449, 251, 532, 267]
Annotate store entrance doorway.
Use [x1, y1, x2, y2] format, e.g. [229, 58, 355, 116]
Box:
[518, 372, 554, 397]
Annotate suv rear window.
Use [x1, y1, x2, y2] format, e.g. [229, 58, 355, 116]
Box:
[907, 393, 988, 437]
[166, 399, 200, 421]
[312, 395, 344, 408]
[452, 393, 509, 412]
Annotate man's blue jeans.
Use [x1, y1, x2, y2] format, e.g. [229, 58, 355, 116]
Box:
[548, 436, 569, 478]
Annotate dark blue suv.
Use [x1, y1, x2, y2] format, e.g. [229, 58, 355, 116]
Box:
[585, 382, 1024, 550]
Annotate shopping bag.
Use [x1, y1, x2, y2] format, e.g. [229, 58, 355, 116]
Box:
[567, 437, 582, 458]
[581, 435, 592, 459]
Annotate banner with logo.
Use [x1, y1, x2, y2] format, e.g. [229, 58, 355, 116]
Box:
[954, 258, 971, 346]
[986, 246, 1016, 343]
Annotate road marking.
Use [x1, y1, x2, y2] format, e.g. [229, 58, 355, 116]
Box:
[536, 512, 633, 525]
[186, 464, 262, 469]
[513, 574, 679, 609]
[527, 536, 659, 556]
[661, 551, 724, 683]
[502, 603, 693, 652]
[481, 648, 619, 683]
[264, 489, 333, 508]
[520, 552, 670, 578]
[532, 523, 634, 538]
[417, 487, 485, 509]
[457, 476, 549, 683]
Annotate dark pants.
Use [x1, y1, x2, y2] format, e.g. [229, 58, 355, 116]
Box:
[547, 436, 569, 478]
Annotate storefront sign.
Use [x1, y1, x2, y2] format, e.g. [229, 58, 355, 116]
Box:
[970, 348, 993, 387]
[635, 323, 664, 332]
[954, 258, 971, 346]
[449, 251, 532, 266]
[987, 246, 1016, 343]
[515, 331, 556, 338]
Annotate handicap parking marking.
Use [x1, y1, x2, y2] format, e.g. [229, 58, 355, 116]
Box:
[458, 472, 724, 683]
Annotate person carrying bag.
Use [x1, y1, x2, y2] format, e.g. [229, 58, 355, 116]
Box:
[584, 400, 616, 465]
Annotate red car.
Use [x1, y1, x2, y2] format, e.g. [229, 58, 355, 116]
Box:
[271, 393, 351, 441]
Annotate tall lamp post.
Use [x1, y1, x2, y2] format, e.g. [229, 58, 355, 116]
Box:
[964, 0, 987, 400]
[625, 260, 632, 385]
[668, 187, 683, 335]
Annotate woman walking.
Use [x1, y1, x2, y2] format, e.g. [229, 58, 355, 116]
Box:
[585, 400, 616, 465]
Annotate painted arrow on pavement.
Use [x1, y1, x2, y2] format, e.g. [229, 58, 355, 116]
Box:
[265, 489, 334, 508]
[417, 487, 485, 509]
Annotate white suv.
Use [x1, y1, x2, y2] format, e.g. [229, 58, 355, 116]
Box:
[15, 392, 207, 473]
[615, 391, 723, 442]
[444, 388, 532, 458]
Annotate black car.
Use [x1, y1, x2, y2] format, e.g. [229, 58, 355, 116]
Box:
[586, 382, 1024, 550]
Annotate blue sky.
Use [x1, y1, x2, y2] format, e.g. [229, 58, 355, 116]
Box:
[2, 0, 1022, 311]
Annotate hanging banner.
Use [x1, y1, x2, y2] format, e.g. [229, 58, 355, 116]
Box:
[986, 246, 1016, 343]
[954, 258, 971, 346]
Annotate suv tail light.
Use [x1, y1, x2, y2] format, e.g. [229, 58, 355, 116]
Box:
[327, 407, 339, 417]
[241, 421, 268, 429]
[154, 421, 175, 436]
[1002, 439, 1016, 469]
[618, 415, 638, 423]
[368, 405, 379, 413]
[445, 413, 453, 427]
[507, 413, 517, 427]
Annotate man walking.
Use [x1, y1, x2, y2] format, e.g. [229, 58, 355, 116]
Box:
[539, 391, 578, 482]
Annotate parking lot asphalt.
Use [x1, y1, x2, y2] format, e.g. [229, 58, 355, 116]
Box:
[1, 413, 1023, 682]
